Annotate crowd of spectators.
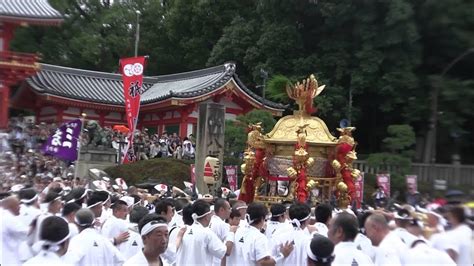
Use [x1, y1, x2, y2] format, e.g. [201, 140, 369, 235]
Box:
[0, 116, 196, 193]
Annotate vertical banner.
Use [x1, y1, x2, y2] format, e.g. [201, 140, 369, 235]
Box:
[190, 164, 196, 185]
[405, 175, 417, 192]
[43, 119, 82, 161]
[119, 56, 147, 163]
[376, 173, 391, 197]
[225, 165, 238, 191]
[354, 172, 365, 208]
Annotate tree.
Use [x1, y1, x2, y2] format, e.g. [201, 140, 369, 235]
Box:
[367, 124, 415, 199]
[224, 110, 276, 157]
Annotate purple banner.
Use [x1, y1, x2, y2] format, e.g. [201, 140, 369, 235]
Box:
[43, 119, 82, 161]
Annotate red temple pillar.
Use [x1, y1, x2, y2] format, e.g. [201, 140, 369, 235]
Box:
[0, 84, 10, 129]
[179, 112, 188, 139]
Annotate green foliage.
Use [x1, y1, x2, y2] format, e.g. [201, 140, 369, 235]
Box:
[265, 75, 292, 103]
[224, 110, 277, 157]
[367, 124, 415, 171]
[104, 158, 192, 187]
[367, 124, 416, 199]
[10, 0, 474, 162]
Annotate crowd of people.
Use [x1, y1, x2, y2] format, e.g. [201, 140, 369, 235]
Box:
[1, 171, 472, 266]
[0, 116, 196, 194]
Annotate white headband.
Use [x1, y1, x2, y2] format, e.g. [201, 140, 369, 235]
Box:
[74, 216, 93, 227]
[140, 221, 168, 236]
[307, 246, 335, 263]
[245, 213, 256, 225]
[291, 214, 311, 228]
[21, 194, 38, 204]
[34, 231, 71, 252]
[236, 205, 248, 210]
[87, 201, 103, 209]
[192, 210, 212, 221]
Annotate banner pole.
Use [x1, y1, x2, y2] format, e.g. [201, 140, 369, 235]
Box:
[73, 113, 87, 179]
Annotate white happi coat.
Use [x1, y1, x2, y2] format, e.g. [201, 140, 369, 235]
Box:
[431, 224, 472, 266]
[209, 215, 230, 266]
[19, 204, 42, 227]
[23, 250, 71, 266]
[354, 233, 376, 262]
[314, 222, 329, 237]
[406, 241, 455, 265]
[393, 227, 418, 247]
[176, 222, 226, 266]
[271, 226, 312, 266]
[1, 208, 30, 266]
[121, 223, 143, 260]
[333, 241, 374, 265]
[100, 215, 129, 252]
[240, 225, 272, 265]
[226, 226, 246, 266]
[374, 231, 407, 266]
[65, 228, 125, 266]
[124, 250, 169, 266]
[265, 221, 292, 241]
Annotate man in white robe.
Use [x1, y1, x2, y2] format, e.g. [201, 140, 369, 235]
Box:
[328, 212, 374, 265]
[270, 203, 312, 265]
[1, 195, 31, 266]
[265, 203, 292, 241]
[176, 200, 233, 266]
[65, 208, 124, 265]
[365, 213, 407, 266]
[101, 199, 130, 250]
[124, 214, 170, 266]
[24, 216, 71, 265]
[314, 203, 332, 237]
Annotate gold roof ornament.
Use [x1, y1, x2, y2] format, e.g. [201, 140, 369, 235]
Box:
[286, 74, 325, 114]
[265, 75, 336, 144]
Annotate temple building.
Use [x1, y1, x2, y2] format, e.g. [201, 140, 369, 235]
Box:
[12, 62, 285, 138]
[0, 0, 63, 129]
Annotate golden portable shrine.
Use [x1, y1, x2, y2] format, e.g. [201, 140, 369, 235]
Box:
[238, 75, 361, 208]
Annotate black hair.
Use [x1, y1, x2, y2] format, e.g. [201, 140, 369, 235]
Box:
[214, 198, 228, 214]
[270, 203, 286, 221]
[40, 216, 69, 243]
[174, 198, 189, 212]
[192, 200, 211, 217]
[86, 193, 103, 208]
[182, 204, 194, 225]
[138, 213, 168, 234]
[447, 205, 466, 223]
[315, 204, 332, 224]
[130, 206, 150, 224]
[94, 191, 110, 202]
[112, 200, 128, 211]
[44, 192, 61, 204]
[62, 202, 81, 217]
[155, 199, 175, 215]
[308, 234, 335, 266]
[230, 208, 241, 219]
[289, 203, 311, 221]
[19, 188, 37, 205]
[131, 194, 141, 205]
[332, 212, 359, 241]
[247, 202, 268, 225]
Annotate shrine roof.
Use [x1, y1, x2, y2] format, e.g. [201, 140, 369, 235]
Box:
[1, 0, 63, 25]
[26, 62, 286, 110]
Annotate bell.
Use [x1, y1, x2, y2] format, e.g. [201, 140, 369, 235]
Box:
[337, 181, 348, 192]
[332, 160, 341, 170]
[351, 169, 361, 179]
[287, 167, 298, 178]
[306, 157, 315, 168]
[307, 179, 319, 189]
[240, 163, 246, 173]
